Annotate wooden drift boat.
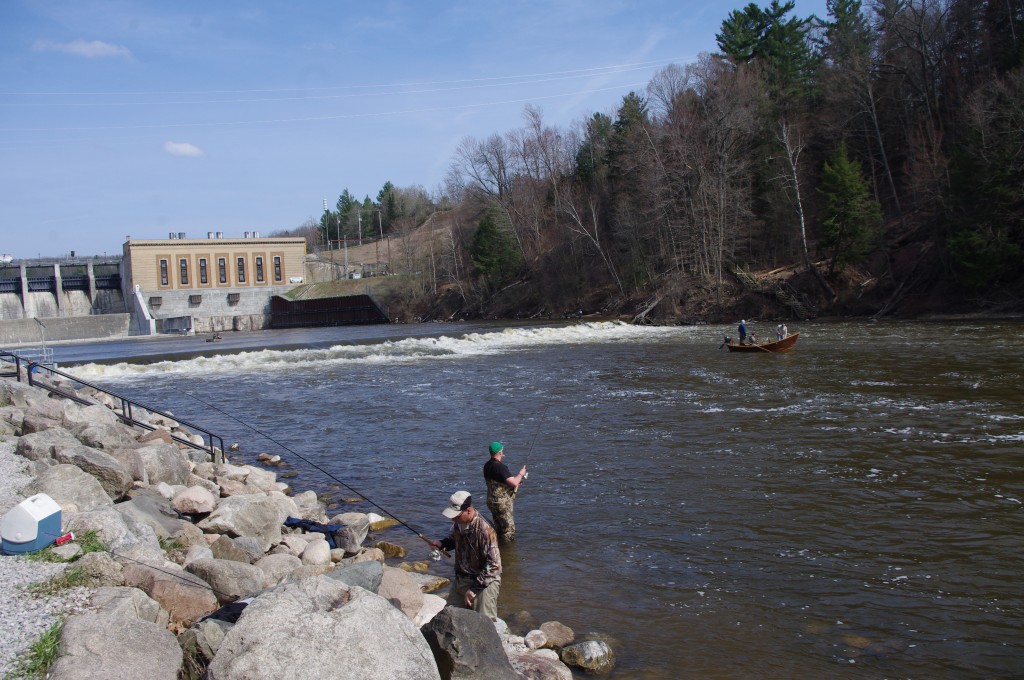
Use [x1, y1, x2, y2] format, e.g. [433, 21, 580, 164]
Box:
[726, 332, 799, 353]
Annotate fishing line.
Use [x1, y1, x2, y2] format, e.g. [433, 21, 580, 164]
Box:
[181, 391, 441, 552]
[515, 400, 553, 497]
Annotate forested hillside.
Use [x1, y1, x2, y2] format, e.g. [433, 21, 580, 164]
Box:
[296, 0, 1024, 322]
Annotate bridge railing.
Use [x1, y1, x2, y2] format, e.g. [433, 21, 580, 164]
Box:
[5, 359, 224, 464]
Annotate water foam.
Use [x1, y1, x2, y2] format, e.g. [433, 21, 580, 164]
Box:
[69, 322, 682, 381]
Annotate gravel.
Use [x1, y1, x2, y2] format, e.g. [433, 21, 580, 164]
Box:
[0, 440, 95, 676]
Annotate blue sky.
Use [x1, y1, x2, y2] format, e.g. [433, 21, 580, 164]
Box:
[1, 0, 826, 259]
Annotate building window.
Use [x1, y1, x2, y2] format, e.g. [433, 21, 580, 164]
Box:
[273, 256, 282, 281]
[159, 259, 169, 286]
[255, 256, 264, 282]
[199, 258, 208, 284]
[237, 257, 246, 283]
[179, 258, 189, 285]
[218, 258, 227, 284]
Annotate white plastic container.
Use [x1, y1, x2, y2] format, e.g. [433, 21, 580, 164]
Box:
[1, 493, 62, 555]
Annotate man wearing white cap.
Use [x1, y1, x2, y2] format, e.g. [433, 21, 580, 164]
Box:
[428, 490, 502, 620]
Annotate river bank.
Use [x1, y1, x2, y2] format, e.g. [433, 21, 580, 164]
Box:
[0, 373, 608, 678]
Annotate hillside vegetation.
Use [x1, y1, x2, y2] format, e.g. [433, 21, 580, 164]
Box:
[287, 0, 1024, 324]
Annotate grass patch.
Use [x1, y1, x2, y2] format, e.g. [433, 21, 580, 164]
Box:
[27, 567, 92, 597]
[5, 619, 63, 679]
[23, 530, 107, 564]
[159, 536, 186, 552]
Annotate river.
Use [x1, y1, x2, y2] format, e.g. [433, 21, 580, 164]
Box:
[56, 320, 1024, 679]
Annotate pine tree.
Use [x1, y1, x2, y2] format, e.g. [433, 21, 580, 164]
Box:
[818, 142, 882, 275]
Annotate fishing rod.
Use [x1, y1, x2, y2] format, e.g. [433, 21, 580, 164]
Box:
[515, 400, 552, 496]
[182, 391, 443, 555]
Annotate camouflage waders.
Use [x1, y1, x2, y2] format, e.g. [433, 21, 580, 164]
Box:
[486, 478, 516, 543]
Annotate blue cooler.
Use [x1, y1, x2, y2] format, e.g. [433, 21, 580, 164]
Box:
[1, 493, 62, 555]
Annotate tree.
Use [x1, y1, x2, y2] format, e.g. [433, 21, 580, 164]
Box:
[818, 142, 882, 275]
[469, 208, 522, 292]
[376, 181, 398, 233]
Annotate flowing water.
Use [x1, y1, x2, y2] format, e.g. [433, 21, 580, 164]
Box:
[59, 320, 1024, 679]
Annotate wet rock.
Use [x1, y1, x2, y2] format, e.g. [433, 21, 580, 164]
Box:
[540, 621, 574, 649]
[560, 640, 615, 674]
[422, 606, 520, 680]
[375, 540, 407, 558]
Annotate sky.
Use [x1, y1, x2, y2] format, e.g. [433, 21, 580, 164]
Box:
[1, 0, 827, 259]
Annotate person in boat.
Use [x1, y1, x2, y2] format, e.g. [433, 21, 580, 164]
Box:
[428, 491, 502, 621]
[738, 320, 747, 344]
[483, 441, 527, 543]
[777, 324, 784, 341]
[782, 324, 788, 338]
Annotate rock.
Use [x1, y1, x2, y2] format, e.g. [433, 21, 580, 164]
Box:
[122, 561, 219, 627]
[136, 442, 191, 486]
[173, 485, 217, 514]
[14, 427, 81, 462]
[332, 525, 363, 555]
[422, 606, 521, 680]
[350, 547, 386, 564]
[291, 489, 326, 521]
[414, 593, 447, 628]
[525, 630, 547, 650]
[25, 463, 113, 511]
[107, 446, 149, 483]
[138, 428, 175, 445]
[368, 514, 400, 531]
[540, 621, 575, 649]
[76, 551, 125, 586]
[330, 511, 370, 545]
[62, 402, 119, 432]
[187, 472, 220, 496]
[559, 640, 615, 674]
[48, 612, 182, 680]
[374, 540, 407, 559]
[254, 553, 303, 588]
[50, 543, 83, 560]
[280, 534, 311, 556]
[184, 543, 215, 567]
[116, 493, 193, 541]
[406, 571, 450, 594]
[326, 559, 383, 593]
[205, 576, 441, 680]
[186, 557, 266, 605]
[91, 585, 170, 627]
[20, 412, 61, 435]
[0, 377, 39, 407]
[210, 535, 254, 563]
[197, 494, 285, 553]
[179, 618, 232, 669]
[243, 466, 278, 493]
[232, 535, 265, 563]
[75, 422, 140, 451]
[379, 566, 425, 620]
[53, 444, 134, 500]
[300, 537, 332, 566]
[508, 651, 574, 680]
[216, 477, 260, 497]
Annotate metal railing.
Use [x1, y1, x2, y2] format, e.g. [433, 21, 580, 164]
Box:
[1, 356, 224, 464]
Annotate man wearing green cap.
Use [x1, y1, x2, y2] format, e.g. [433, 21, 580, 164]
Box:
[483, 441, 527, 543]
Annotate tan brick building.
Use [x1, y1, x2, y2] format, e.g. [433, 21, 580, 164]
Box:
[121, 234, 307, 334]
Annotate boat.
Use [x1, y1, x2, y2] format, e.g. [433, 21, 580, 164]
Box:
[205, 333, 223, 343]
[725, 332, 799, 353]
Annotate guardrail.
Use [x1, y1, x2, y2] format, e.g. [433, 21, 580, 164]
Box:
[0, 356, 224, 464]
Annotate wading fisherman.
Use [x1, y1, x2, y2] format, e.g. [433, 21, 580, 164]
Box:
[483, 441, 526, 543]
[428, 491, 502, 621]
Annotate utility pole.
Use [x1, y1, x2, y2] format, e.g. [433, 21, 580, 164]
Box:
[357, 212, 362, 246]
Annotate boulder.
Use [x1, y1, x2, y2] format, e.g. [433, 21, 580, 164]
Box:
[14, 427, 80, 463]
[540, 621, 575, 649]
[186, 557, 266, 605]
[0, 378, 39, 407]
[242, 466, 277, 493]
[107, 446, 149, 483]
[91, 585, 170, 627]
[0, 405, 24, 434]
[122, 561, 219, 627]
[508, 651, 574, 680]
[217, 477, 260, 497]
[291, 490, 327, 521]
[25, 463, 112, 512]
[406, 571, 451, 594]
[300, 537, 332, 566]
[559, 640, 615, 674]
[179, 618, 233, 669]
[19, 412, 61, 435]
[525, 630, 547, 650]
[75, 422, 140, 451]
[379, 566, 425, 620]
[138, 428, 175, 445]
[205, 577, 440, 680]
[184, 543, 215, 567]
[253, 553, 302, 588]
[232, 536, 265, 563]
[55, 444, 133, 500]
[66, 505, 162, 558]
[326, 559, 383, 594]
[173, 485, 217, 514]
[197, 495, 285, 553]
[414, 593, 447, 628]
[330, 511, 370, 546]
[24, 395, 66, 423]
[136, 442, 191, 486]
[62, 402, 119, 432]
[116, 493, 193, 541]
[48, 612, 182, 680]
[421, 606, 520, 680]
[76, 551, 125, 587]
[374, 540, 407, 559]
[210, 535, 254, 563]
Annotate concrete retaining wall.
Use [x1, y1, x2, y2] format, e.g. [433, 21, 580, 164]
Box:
[0, 314, 130, 346]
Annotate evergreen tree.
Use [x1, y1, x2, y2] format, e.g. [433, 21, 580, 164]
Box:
[376, 181, 398, 233]
[818, 142, 882, 275]
[469, 208, 522, 291]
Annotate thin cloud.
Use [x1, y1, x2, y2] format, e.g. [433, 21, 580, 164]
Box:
[32, 39, 132, 59]
[164, 141, 205, 157]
